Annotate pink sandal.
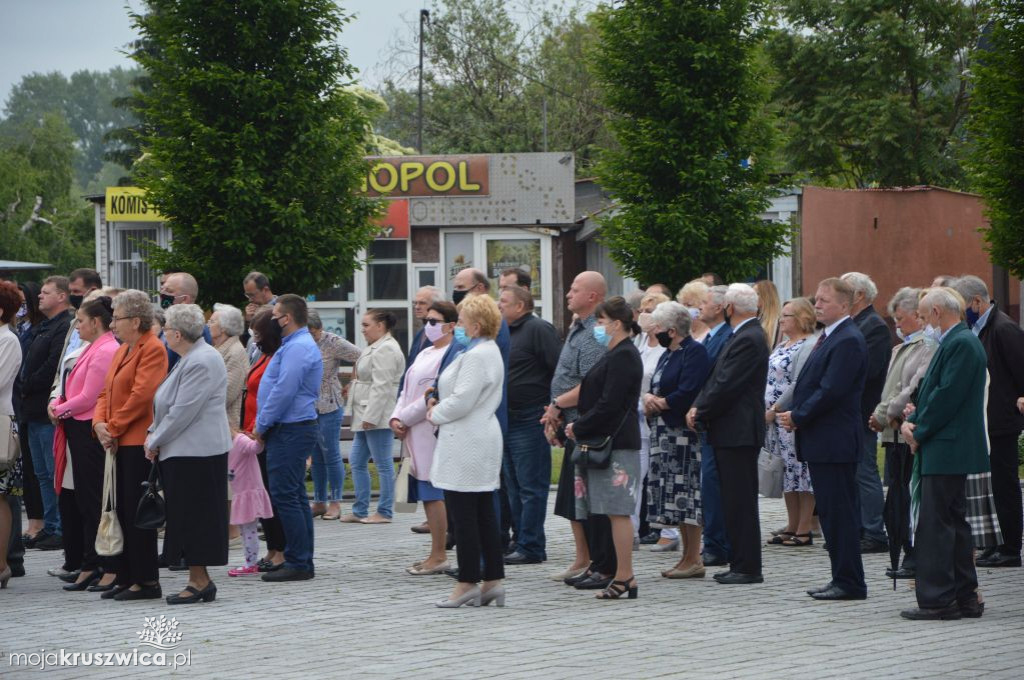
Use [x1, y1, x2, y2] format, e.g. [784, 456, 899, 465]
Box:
[228, 565, 260, 577]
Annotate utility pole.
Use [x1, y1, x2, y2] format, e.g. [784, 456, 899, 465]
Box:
[418, 9, 430, 154]
[542, 94, 548, 152]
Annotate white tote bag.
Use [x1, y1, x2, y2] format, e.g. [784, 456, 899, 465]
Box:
[95, 448, 124, 556]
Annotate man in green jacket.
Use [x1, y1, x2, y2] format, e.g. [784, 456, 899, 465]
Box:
[900, 287, 989, 621]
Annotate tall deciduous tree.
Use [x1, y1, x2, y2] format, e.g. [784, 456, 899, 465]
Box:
[591, 0, 785, 288]
[130, 0, 379, 307]
[769, 0, 983, 188]
[968, 4, 1024, 278]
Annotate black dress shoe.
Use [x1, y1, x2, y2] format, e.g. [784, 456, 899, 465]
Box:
[639, 531, 661, 545]
[167, 582, 217, 604]
[806, 581, 835, 596]
[34, 533, 63, 551]
[59, 570, 83, 583]
[63, 571, 102, 591]
[701, 553, 728, 567]
[885, 567, 916, 579]
[114, 584, 163, 601]
[574, 573, 613, 590]
[976, 551, 1021, 568]
[101, 585, 130, 600]
[564, 569, 595, 586]
[959, 597, 985, 618]
[257, 559, 283, 573]
[900, 604, 961, 620]
[504, 551, 542, 565]
[713, 571, 763, 584]
[859, 538, 888, 554]
[810, 585, 866, 601]
[88, 583, 116, 592]
[976, 546, 997, 562]
[261, 567, 314, 582]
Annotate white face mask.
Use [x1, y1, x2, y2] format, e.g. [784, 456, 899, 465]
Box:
[637, 312, 655, 333]
[687, 307, 700, 320]
[923, 324, 940, 341]
[895, 327, 905, 341]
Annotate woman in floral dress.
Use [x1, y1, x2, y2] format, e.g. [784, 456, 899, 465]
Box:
[765, 298, 817, 546]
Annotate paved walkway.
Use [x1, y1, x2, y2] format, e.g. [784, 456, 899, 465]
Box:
[3, 495, 1022, 679]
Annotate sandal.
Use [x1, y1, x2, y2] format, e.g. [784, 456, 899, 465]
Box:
[596, 576, 638, 600]
[766, 532, 795, 545]
[781, 533, 813, 546]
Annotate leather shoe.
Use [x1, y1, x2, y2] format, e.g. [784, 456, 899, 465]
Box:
[261, 567, 314, 582]
[976, 551, 1021, 568]
[574, 573, 613, 590]
[639, 531, 660, 545]
[503, 551, 542, 565]
[101, 585, 130, 600]
[713, 571, 763, 584]
[806, 581, 835, 596]
[443, 567, 460, 580]
[114, 583, 163, 601]
[885, 567, 915, 579]
[810, 585, 866, 601]
[958, 597, 985, 619]
[859, 538, 888, 554]
[701, 553, 728, 567]
[564, 569, 594, 586]
[900, 604, 961, 620]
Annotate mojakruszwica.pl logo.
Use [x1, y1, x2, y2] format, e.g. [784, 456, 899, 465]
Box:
[5, 616, 192, 670]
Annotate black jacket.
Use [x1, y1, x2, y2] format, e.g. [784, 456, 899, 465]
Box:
[20, 309, 73, 422]
[507, 313, 562, 411]
[853, 305, 892, 423]
[693, 319, 769, 449]
[572, 339, 642, 450]
[978, 306, 1024, 436]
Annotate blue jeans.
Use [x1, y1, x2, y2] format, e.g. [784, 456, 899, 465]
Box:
[501, 406, 551, 560]
[350, 428, 395, 519]
[27, 421, 60, 535]
[856, 427, 887, 543]
[312, 409, 345, 503]
[700, 437, 730, 559]
[266, 421, 318, 572]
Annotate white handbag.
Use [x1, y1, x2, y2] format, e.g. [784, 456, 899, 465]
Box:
[0, 415, 20, 472]
[393, 445, 417, 513]
[95, 448, 124, 556]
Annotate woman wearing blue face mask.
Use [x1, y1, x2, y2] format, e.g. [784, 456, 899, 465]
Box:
[564, 296, 644, 600]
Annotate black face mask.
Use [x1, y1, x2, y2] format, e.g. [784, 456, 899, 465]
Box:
[159, 293, 176, 309]
[452, 289, 468, 306]
[723, 305, 732, 325]
[69, 294, 84, 309]
[655, 330, 673, 348]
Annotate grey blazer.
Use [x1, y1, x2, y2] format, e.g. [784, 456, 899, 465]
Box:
[146, 339, 232, 460]
[770, 332, 820, 413]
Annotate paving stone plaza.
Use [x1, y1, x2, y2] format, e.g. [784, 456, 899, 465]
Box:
[3, 494, 1022, 679]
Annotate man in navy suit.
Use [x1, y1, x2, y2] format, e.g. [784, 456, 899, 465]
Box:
[778, 277, 868, 600]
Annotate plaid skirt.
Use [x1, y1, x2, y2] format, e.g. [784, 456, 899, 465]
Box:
[965, 472, 1002, 549]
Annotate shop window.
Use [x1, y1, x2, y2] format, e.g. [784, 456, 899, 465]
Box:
[369, 240, 407, 301]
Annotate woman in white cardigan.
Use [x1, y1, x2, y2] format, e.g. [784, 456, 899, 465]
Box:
[428, 294, 506, 608]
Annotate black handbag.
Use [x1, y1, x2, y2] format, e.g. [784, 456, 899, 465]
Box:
[135, 462, 166, 530]
[571, 411, 630, 470]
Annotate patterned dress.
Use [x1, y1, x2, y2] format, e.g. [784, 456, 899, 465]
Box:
[0, 456, 22, 496]
[646, 352, 702, 527]
[764, 339, 812, 493]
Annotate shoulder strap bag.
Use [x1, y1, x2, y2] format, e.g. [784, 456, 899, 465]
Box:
[571, 410, 631, 470]
[135, 461, 166, 530]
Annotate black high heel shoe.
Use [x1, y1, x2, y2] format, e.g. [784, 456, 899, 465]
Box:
[63, 570, 102, 591]
[166, 582, 216, 605]
[596, 576, 638, 600]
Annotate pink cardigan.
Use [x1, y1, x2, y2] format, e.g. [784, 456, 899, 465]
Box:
[54, 332, 119, 421]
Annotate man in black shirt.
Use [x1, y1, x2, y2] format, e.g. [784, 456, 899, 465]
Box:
[498, 286, 561, 564]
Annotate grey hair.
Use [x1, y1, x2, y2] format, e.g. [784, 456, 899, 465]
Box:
[921, 288, 963, 315]
[707, 285, 728, 307]
[725, 283, 759, 315]
[164, 304, 206, 342]
[307, 308, 323, 330]
[888, 287, 921, 316]
[650, 300, 692, 336]
[212, 303, 244, 337]
[418, 285, 445, 304]
[244, 271, 271, 290]
[951, 275, 989, 304]
[625, 289, 646, 312]
[150, 303, 165, 327]
[113, 289, 154, 331]
[841, 272, 878, 303]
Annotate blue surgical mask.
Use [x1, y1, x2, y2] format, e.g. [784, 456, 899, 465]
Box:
[965, 306, 980, 328]
[592, 325, 610, 347]
[453, 326, 470, 346]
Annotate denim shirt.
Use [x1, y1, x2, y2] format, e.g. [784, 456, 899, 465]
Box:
[255, 327, 323, 435]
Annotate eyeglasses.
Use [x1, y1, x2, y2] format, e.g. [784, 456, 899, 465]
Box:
[244, 292, 259, 300]
[424, 318, 446, 326]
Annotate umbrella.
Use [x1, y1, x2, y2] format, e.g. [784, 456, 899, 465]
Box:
[882, 428, 913, 591]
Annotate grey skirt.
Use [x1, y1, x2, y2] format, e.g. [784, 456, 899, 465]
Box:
[574, 449, 641, 518]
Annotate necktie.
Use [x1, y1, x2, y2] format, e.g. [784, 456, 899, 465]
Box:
[812, 332, 827, 351]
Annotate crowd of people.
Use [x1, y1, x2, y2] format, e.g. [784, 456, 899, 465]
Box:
[0, 263, 1021, 619]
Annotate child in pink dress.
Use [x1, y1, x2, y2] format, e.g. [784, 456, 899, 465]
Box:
[227, 430, 274, 576]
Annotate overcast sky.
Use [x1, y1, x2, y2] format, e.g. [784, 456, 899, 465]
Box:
[0, 0, 432, 109]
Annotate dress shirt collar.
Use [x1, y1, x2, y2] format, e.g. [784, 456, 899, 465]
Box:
[972, 304, 993, 337]
[732, 317, 758, 333]
[823, 315, 850, 338]
[707, 321, 728, 338]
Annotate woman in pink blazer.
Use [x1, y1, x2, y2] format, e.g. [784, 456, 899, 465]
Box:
[389, 301, 458, 575]
[49, 296, 120, 592]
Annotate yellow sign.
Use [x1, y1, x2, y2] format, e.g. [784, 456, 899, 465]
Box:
[105, 187, 164, 222]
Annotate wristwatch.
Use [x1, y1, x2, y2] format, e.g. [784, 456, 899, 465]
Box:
[550, 401, 562, 412]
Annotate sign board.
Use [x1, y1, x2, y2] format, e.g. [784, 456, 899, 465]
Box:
[373, 200, 409, 239]
[362, 155, 489, 198]
[105, 187, 164, 222]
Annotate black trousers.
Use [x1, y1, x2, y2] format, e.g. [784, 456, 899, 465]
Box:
[257, 449, 286, 552]
[445, 490, 505, 584]
[915, 474, 977, 609]
[716, 446, 762, 576]
[17, 420, 43, 520]
[58, 488, 83, 570]
[882, 442, 915, 569]
[65, 418, 106, 573]
[113, 445, 159, 586]
[808, 461, 866, 595]
[990, 433, 1023, 555]
[586, 515, 616, 575]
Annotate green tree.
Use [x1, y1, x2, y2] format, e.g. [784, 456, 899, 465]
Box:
[768, 0, 983, 188]
[590, 0, 786, 288]
[968, 4, 1024, 277]
[129, 0, 380, 307]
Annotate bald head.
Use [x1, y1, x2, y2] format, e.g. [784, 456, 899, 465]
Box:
[452, 267, 489, 297]
[567, 271, 606, 317]
[162, 272, 199, 304]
